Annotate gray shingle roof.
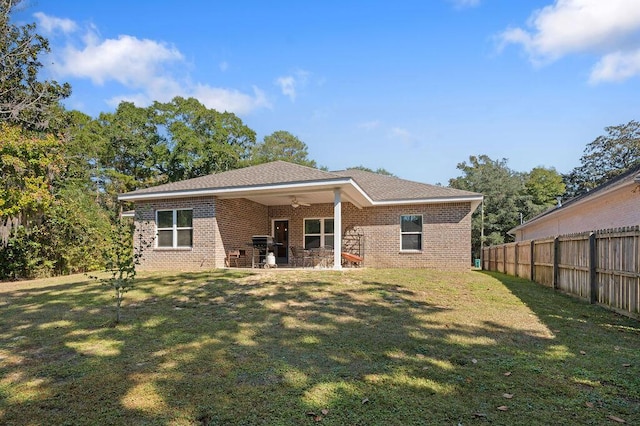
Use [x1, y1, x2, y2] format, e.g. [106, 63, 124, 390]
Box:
[120, 160, 481, 202]
[122, 161, 339, 195]
[332, 168, 479, 201]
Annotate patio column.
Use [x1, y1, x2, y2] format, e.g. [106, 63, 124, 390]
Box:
[333, 189, 343, 270]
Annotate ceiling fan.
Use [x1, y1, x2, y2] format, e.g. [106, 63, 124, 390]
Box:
[291, 196, 310, 208]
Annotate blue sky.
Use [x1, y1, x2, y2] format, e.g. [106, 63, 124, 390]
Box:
[15, 0, 640, 185]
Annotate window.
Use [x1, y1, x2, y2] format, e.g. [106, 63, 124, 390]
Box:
[401, 215, 422, 251]
[156, 209, 193, 248]
[304, 218, 334, 249]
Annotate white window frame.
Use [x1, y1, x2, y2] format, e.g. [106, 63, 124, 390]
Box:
[400, 214, 423, 252]
[156, 209, 193, 249]
[303, 217, 334, 249]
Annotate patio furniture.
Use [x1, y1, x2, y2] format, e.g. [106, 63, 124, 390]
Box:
[226, 249, 246, 267]
[290, 246, 311, 268]
[310, 247, 333, 268]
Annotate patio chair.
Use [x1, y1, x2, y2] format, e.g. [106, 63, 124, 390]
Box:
[226, 249, 245, 267]
[290, 246, 311, 268]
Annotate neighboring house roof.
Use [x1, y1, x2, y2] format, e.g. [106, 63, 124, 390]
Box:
[509, 163, 640, 235]
[118, 160, 483, 209]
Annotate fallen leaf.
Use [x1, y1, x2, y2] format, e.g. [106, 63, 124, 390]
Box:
[306, 412, 317, 417]
[502, 393, 513, 399]
[497, 405, 508, 411]
[622, 363, 631, 367]
[580, 350, 587, 355]
[314, 415, 323, 422]
[472, 358, 478, 364]
[362, 398, 369, 404]
[614, 346, 621, 351]
[504, 371, 512, 376]
[585, 402, 594, 408]
[472, 412, 487, 418]
[321, 409, 329, 415]
[607, 415, 626, 423]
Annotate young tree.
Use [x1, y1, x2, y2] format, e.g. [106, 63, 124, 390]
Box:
[92, 218, 151, 325]
[0, 0, 71, 129]
[250, 130, 316, 167]
[564, 120, 640, 197]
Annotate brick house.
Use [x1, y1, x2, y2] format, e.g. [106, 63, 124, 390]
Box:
[509, 164, 640, 241]
[118, 161, 483, 270]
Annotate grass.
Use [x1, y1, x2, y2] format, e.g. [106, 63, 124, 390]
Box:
[0, 269, 639, 425]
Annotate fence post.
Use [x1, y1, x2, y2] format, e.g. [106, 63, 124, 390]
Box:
[553, 237, 560, 290]
[589, 232, 597, 304]
[530, 240, 535, 282]
[514, 242, 519, 278]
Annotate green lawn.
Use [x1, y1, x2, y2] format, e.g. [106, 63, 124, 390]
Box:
[1, 269, 638, 425]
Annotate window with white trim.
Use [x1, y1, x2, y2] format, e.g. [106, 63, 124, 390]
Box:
[304, 218, 334, 249]
[156, 209, 193, 248]
[400, 214, 422, 251]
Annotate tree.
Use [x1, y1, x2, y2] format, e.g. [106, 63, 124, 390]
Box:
[0, 123, 63, 222]
[95, 102, 166, 201]
[250, 130, 316, 167]
[564, 120, 640, 197]
[449, 155, 524, 257]
[91, 218, 151, 325]
[153, 97, 256, 181]
[0, 0, 71, 129]
[520, 166, 565, 220]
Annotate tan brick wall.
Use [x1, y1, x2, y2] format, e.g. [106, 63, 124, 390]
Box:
[269, 201, 473, 270]
[134, 198, 473, 271]
[517, 185, 640, 241]
[134, 197, 217, 271]
[216, 198, 269, 267]
[134, 197, 269, 271]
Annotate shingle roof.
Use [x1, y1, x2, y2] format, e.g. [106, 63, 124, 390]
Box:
[120, 160, 481, 203]
[123, 161, 338, 196]
[332, 168, 479, 201]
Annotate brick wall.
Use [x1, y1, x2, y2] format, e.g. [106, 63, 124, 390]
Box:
[216, 198, 269, 267]
[134, 197, 473, 271]
[517, 185, 640, 241]
[134, 197, 269, 270]
[269, 201, 473, 270]
[134, 197, 217, 271]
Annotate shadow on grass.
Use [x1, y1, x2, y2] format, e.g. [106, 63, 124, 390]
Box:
[0, 269, 638, 425]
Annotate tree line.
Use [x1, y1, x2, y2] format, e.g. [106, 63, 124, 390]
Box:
[1, 0, 638, 278]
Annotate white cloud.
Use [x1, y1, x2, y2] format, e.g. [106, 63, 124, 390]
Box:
[498, 0, 640, 82]
[219, 61, 229, 72]
[275, 69, 310, 101]
[55, 33, 184, 86]
[590, 49, 640, 83]
[34, 12, 77, 34]
[276, 76, 297, 101]
[448, 0, 480, 9]
[192, 84, 271, 114]
[43, 15, 270, 114]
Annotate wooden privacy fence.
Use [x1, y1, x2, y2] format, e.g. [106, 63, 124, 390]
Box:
[482, 226, 640, 319]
